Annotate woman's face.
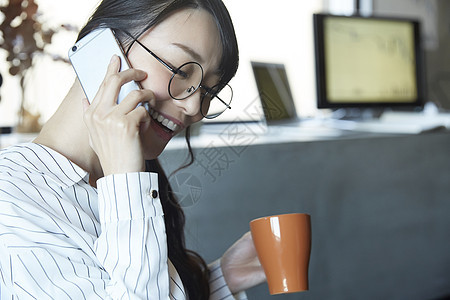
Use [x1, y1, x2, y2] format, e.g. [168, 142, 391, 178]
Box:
[126, 8, 223, 159]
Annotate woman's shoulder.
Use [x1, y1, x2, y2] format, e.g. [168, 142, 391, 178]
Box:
[0, 142, 52, 178]
[0, 143, 94, 237]
[0, 142, 37, 173]
[1, 142, 41, 162]
[1, 142, 89, 187]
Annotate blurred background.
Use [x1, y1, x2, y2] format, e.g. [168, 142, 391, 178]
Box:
[1, 0, 449, 131]
[1, 1, 450, 299]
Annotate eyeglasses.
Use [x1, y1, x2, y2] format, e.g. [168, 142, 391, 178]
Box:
[121, 31, 233, 119]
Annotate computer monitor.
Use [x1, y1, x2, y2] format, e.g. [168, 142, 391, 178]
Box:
[251, 62, 297, 124]
[313, 13, 425, 110]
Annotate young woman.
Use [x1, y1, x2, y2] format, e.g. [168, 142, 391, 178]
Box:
[0, 0, 265, 299]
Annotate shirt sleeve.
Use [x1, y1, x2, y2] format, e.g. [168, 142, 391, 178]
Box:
[0, 169, 171, 300]
[208, 259, 248, 300]
[95, 172, 170, 299]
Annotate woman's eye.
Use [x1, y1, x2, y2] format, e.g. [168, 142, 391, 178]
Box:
[176, 65, 195, 80]
[177, 69, 189, 78]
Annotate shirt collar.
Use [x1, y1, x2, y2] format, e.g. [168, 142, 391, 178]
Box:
[12, 142, 90, 189]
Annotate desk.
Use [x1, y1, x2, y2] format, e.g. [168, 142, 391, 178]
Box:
[159, 126, 450, 300]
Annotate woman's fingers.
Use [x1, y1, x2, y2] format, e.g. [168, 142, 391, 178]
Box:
[81, 55, 154, 176]
[91, 55, 147, 107]
[115, 89, 155, 115]
[81, 97, 90, 113]
[128, 105, 151, 128]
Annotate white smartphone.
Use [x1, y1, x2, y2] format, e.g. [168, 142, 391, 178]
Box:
[68, 28, 140, 104]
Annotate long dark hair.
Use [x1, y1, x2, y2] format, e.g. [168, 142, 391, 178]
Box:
[146, 158, 208, 298]
[78, 1, 239, 299]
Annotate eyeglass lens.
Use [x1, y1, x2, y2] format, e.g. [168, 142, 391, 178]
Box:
[201, 84, 233, 119]
[168, 62, 233, 118]
[168, 62, 203, 100]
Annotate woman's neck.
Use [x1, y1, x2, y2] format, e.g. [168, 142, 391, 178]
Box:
[33, 80, 104, 184]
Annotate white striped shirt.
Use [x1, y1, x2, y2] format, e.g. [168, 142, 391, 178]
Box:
[0, 143, 247, 299]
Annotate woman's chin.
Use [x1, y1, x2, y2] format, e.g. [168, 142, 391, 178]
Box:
[143, 147, 165, 161]
[142, 130, 170, 161]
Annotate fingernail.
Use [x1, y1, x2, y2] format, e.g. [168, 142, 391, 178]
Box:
[142, 102, 150, 114]
[138, 70, 147, 79]
[110, 54, 118, 63]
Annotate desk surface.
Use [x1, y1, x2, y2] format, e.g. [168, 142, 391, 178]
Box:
[165, 111, 450, 150]
[3, 111, 450, 150]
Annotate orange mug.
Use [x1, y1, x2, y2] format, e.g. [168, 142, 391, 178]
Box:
[250, 213, 311, 295]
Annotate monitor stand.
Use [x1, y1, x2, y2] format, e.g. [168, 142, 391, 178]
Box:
[331, 108, 384, 121]
[325, 106, 445, 134]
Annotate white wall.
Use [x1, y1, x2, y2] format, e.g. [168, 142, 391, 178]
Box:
[220, 0, 324, 121]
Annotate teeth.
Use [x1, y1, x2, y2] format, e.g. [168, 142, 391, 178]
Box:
[149, 108, 179, 132]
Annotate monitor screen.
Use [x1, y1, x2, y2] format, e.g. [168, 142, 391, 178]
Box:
[313, 14, 425, 109]
[251, 62, 297, 124]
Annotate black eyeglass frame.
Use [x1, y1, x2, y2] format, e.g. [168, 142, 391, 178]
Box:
[117, 30, 232, 119]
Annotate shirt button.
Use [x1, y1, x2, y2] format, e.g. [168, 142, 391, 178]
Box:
[150, 190, 158, 198]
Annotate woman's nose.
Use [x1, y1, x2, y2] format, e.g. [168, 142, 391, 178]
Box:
[175, 90, 202, 117]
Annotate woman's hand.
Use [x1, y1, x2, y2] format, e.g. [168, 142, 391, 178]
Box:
[221, 232, 266, 294]
[82, 55, 154, 177]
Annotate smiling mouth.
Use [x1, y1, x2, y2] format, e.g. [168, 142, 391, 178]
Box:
[147, 107, 180, 133]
